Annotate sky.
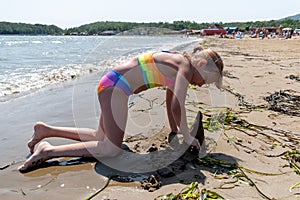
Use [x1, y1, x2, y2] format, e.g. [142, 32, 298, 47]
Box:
[1, 0, 300, 28]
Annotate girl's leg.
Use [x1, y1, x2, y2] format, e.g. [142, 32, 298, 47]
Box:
[28, 118, 105, 153]
[19, 88, 128, 172]
[19, 139, 120, 172]
[97, 87, 128, 147]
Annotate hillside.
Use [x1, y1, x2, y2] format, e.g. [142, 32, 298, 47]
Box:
[0, 22, 63, 35]
[281, 13, 300, 20]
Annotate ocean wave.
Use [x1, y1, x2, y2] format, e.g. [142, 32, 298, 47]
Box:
[0, 52, 137, 102]
[51, 41, 63, 44]
[0, 64, 100, 101]
[4, 41, 30, 46]
[31, 41, 43, 44]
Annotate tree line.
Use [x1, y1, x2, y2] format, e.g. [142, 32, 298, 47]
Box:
[0, 22, 63, 35]
[0, 19, 299, 35]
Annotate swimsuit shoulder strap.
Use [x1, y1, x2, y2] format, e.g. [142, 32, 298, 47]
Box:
[160, 50, 182, 54]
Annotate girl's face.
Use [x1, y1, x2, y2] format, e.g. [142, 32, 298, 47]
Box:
[191, 49, 223, 89]
[197, 66, 219, 84]
[194, 61, 222, 89]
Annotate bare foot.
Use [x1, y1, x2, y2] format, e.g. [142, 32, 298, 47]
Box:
[19, 141, 53, 172]
[28, 122, 50, 153]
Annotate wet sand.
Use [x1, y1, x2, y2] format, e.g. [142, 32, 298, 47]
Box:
[0, 36, 300, 199]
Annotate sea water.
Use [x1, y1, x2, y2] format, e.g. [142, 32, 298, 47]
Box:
[0, 35, 201, 102]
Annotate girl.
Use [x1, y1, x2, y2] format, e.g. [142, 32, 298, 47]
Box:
[18, 45, 224, 172]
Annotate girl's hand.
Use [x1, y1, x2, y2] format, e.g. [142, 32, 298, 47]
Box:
[184, 134, 200, 149]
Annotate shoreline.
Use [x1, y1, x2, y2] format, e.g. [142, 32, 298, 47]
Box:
[1, 37, 300, 199]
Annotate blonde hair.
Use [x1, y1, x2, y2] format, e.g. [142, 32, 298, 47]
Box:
[183, 46, 223, 74]
[184, 45, 224, 88]
[192, 46, 223, 75]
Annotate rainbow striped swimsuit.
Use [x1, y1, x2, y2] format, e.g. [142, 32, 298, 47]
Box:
[97, 70, 133, 96]
[138, 52, 174, 89]
[98, 52, 175, 96]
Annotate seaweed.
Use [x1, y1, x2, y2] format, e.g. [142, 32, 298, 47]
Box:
[196, 157, 277, 200]
[155, 182, 225, 200]
[200, 107, 299, 148]
[202, 108, 285, 144]
[264, 90, 300, 117]
[202, 115, 224, 132]
[0, 161, 16, 170]
[225, 87, 267, 111]
[85, 175, 116, 200]
[283, 150, 300, 175]
[197, 157, 282, 176]
[200, 188, 225, 200]
[285, 75, 300, 82]
[238, 168, 273, 200]
[158, 166, 299, 199]
[290, 182, 300, 192]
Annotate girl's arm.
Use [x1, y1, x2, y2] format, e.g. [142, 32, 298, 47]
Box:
[170, 70, 200, 148]
[166, 86, 178, 133]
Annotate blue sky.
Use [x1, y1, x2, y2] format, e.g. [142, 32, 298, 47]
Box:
[1, 0, 299, 28]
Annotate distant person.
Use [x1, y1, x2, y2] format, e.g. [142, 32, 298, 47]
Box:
[279, 25, 283, 38]
[18, 45, 224, 172]
[290, 30, 294, 38]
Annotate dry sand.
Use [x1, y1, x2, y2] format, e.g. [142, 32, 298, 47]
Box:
[0, 36, 300, 200]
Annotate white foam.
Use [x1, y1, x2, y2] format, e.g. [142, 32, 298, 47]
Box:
[51, 41, 63, 44]
[31, 41, 43, 44]
[0, 64, 100, 101]
[5, 41, 29, 46]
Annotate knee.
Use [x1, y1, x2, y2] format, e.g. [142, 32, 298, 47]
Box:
[94, 129, 105, 141]
[101, 138, 122, 157]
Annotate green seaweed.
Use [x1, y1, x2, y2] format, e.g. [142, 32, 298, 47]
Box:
[204, 108, 300, 148]
[283, 150, 300, 175]
[238, 168, 273, 200]
[220, 168, 274, 200]
[155, 182, 224, 200]
[197, 157, 282, 176]
[85, 175, 116, 200]
[196, 157, 279, 200]
[200, 188, 225, 200]
[290, 182, 300, 192]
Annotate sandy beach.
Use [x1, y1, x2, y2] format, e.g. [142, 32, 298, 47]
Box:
[0, 36, 300, 200]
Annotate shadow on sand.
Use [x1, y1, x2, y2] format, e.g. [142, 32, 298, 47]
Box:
[92, 142, 240, 191]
